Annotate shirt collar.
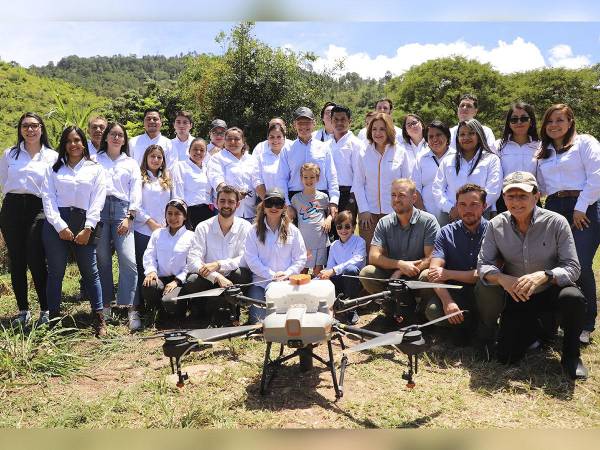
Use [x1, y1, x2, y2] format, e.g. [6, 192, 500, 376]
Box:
[458, 218, 488, 236]
[509, 206, 540, 229]
[169, 226, 188, 238]
[393, 207, 419, 226]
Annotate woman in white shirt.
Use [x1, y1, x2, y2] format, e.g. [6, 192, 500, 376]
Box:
[255, 123, 287, 192]
[0, 113, 57, 326]
[432, 118, 502, 224]
[142, 199, 194, 318]
[41, 126, 107, 336]
[172, 137, 215, 229]
[352, 112, 411, 251]
[495, 102, 540, 212]
[95, 122, 142, 330]
[399, 113, 426, 176]
[243, 188, 307, 324]
[536, 103, 600, 343]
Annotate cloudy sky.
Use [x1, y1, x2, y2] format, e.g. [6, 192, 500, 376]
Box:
[1, 1, 598, 79]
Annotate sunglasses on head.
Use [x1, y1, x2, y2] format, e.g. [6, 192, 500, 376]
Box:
[336, 223, 352, 231]
[264, 198, 285, 209]
[509, 116, 530, 124]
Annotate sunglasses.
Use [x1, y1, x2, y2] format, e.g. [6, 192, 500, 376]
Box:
[336, 223, 353, 231]
[509, 116, 530, 124]
[264, 198, 285, 209]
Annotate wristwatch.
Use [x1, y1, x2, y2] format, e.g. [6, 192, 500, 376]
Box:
[544, 269, 554, 282]
[127, 213, 135, 221]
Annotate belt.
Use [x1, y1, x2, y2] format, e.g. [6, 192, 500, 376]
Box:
[339, 186, 352, 193]
[549, 190, 581, 198]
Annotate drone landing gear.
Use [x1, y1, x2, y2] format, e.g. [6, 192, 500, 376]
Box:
[259, 340, 343, 399]
[402, 354, 418, 389]
[169, 356, 189, 388]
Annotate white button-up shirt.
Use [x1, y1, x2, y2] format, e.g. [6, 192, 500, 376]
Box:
[0, 144, 58, 196]
[172, 159, 212, 206]
[255, 146, 282, 192]
[328, 131, 364, 187]
[537, 134, 600, 213]
[134, 172, 173, 236]
[171, 135, 194, 162]
[96, 152, 142, 211]
[88, 141, 99, 159]
[432, 150, 502, 213]
[276, 138, 340, 205]
[351, 143, 411, 214]
[42, 159, 107, 232]
[187, 215, 253, 283]
[398, 138, 426, 177]
[243, 221, 307, 287]
[312, 128, 333, 143]
[413, 147, 456, 220]
[325, 234, 366, 275]
[450, 124, 496, 152]
[495, 138, 539, 177]
[129, 133, 175, 168]
[143, 226, 195, 282]
[252, 138, 293, 158]
[207, 150, 260, 219]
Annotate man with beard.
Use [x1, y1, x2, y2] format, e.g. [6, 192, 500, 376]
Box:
[129, 108, 175, 168]
[424, 184, 490, 345]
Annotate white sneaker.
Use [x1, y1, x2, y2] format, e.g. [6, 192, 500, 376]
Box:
[580, 330, 591, 345]
[36, 311, 50, 327]
[102, 306, 112, 322]
[12, 310, 31, 327]
[128, 310, 142, 331]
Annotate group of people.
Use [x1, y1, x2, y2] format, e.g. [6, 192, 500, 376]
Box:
[2, 94, 599, 381]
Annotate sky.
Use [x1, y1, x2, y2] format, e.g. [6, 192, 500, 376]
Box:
[1, 1, 599, 80]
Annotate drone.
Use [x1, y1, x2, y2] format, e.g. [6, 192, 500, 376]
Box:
[150, 276, 464, 399]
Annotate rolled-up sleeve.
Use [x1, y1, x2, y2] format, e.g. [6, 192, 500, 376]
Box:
[477, 225, 501, 285]
[85, 167, 106, 228]
[41, 167, 68, 233]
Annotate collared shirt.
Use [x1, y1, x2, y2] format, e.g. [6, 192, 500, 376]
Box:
[312, 128, 333, 142]
[243, 221, 307, 287]
[134, 172, 173, 236]
[276, 138, 340, 205]
[171, 135, 195, 162]
[0, 144, 58, 197]
[143, 226, 195, 282]
[129, 133, 175, 169]
[371, 208, 439, 260]
[171, 158, 212, 206]
[255, 145, 284, 191]
[187, 215, 253, 283]
[357, 126, 403, 145]
[432, 218, 489, 272]
[88, 141, 99, 159]
[478, 207, 580, 290]
[450, 124, 496, 152]
[95, 152, 142, 211]
[432, 150, 502, 213]
[351, 143, 410, 214]
[537, 134, 600, 213]
[398, 138, 426, 177]
[328, 131, 364, 186]
[326, 234, 366, 275]
[42, 159, 106, 232]
[495, 138, 539, 177]
[207, 150, 260, 219]
[413, 147, 455, 220]
[252, 138, 294, 158]
[207, 142, 221, 156]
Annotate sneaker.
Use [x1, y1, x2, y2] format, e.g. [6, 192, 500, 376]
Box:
[580, 330, 591, 345]
[36, 311, 50, 327]
[12, 310, 31, 327]
[128, 310, 142, 332]
[102, 306, 112, 322]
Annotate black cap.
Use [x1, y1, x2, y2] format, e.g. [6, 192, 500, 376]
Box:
[210, 119, 227, 130]
[293, 107, 315, 121]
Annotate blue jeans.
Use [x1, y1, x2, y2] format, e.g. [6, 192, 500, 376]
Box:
[42, 209, 103, 314]
[247, 284, 266, 324]
[330, 264, 361, 299]
[134, 231, 151, 307]
[96, 196, 137, 307]
[545, 197, 600, 331]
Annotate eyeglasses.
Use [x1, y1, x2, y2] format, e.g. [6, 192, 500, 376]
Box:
[264, 198, 285, 209]
[225, 136, 241, 142]
[21, 123, 41, 130]
[406, 121, 420, 128]
[109, 132, 124, 139]
[211, 131, 226, 136]
[335, 223, 352, 231]
[509, 116, 531, 124]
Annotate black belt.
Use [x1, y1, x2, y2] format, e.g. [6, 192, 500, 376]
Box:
[548, 190, 581, 198]
[339, 186, 352, 193]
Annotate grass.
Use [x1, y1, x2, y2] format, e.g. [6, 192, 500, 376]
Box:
[0, 255, 599, 428]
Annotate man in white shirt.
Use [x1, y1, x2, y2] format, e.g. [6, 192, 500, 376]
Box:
[357, 111, 376, 142]
[312, 101, 336, 142]
[87, 116, 107, 158]
[171, 110, 194, 162]
[129, 108, 175, 168]
[449, 94, 496, 150]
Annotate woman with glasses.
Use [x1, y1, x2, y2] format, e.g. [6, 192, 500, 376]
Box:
[95, 122, 142, 330]
[0, 113, 57, 327]
[495, 102, 540, 212]
[399, 113, 426, 176]
[536, 103, 600, 345]
[207, 127, 265, 222]
[243, 188, 307, 324]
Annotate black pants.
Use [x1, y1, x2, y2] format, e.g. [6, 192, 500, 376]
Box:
[330, 187, 357, 241]
[141, 275, 182, 311]
[0, 193, 48, 311]
[497, 285, 585, 364]
[188, 204, 216, 230]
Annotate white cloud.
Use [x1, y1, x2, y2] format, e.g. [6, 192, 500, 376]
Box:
[313, 37, 590, 79]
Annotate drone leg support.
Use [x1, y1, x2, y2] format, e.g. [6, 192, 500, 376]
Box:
[402, 354, 416, 389]
[260, 342, 273, 395]
[328, 340, 342, 399]
[174, 357, 188, 388]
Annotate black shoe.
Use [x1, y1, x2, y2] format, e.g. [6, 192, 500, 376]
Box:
[561, 356, 588, 380]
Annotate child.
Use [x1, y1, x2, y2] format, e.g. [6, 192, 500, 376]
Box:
[319, 211, 366, 324]
[291, 163, 331, 276]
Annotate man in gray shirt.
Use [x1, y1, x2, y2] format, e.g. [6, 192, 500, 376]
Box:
[477, 172, 587, 379]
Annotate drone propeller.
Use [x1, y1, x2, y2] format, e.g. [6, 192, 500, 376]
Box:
[185, 324, 262, 342]
[341, 275, 462, 290]
[170, 279, 267, 301]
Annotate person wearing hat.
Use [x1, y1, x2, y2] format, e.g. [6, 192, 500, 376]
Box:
[243, 187, 307, 324]
[276, 106, 340, 221]
[207, 119, 227, 156]
[477, 171, 588, 379]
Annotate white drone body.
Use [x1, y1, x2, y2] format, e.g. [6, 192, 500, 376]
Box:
[261, 280, 336, 346]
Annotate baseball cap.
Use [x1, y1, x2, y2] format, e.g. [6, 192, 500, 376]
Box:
[293, 107, 315, 121]
[264, 188, 286, 201]
[502, 171, 538, 193]
[210, 119, 227, 130]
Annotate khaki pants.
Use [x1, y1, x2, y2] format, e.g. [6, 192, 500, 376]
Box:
[358, 265, 432, 306]
[358, 213, 387, 257]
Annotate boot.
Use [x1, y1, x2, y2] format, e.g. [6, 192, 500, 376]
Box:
[93, 310, 107, 338]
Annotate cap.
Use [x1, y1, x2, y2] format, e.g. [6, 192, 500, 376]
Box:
[293, 107, 315, 121]
[502, 171, 538, 193]
[210, 119, 227, 130]
[264, 188, 286, 201]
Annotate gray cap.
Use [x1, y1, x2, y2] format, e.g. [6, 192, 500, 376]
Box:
[293, 107, 315, 121]
[502, 171, 538, 193]
[210, 119, 227, 130]
[264, 188, 286, 201]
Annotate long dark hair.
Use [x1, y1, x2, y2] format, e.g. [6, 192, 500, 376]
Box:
[98, 122, 129, 156]
[10, 112, 53, 159]
[254, 201, 291, 245]
[164, 198, 191, 231]
[401, 113, 424, 144]
[455, 119, 493, 176]
[498, 102, 539, 152]
[52, 126, 91, 173]
[537, 104, 576, 160]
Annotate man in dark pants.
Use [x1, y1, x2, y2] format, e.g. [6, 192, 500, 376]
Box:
[477, 171, 587, 380]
